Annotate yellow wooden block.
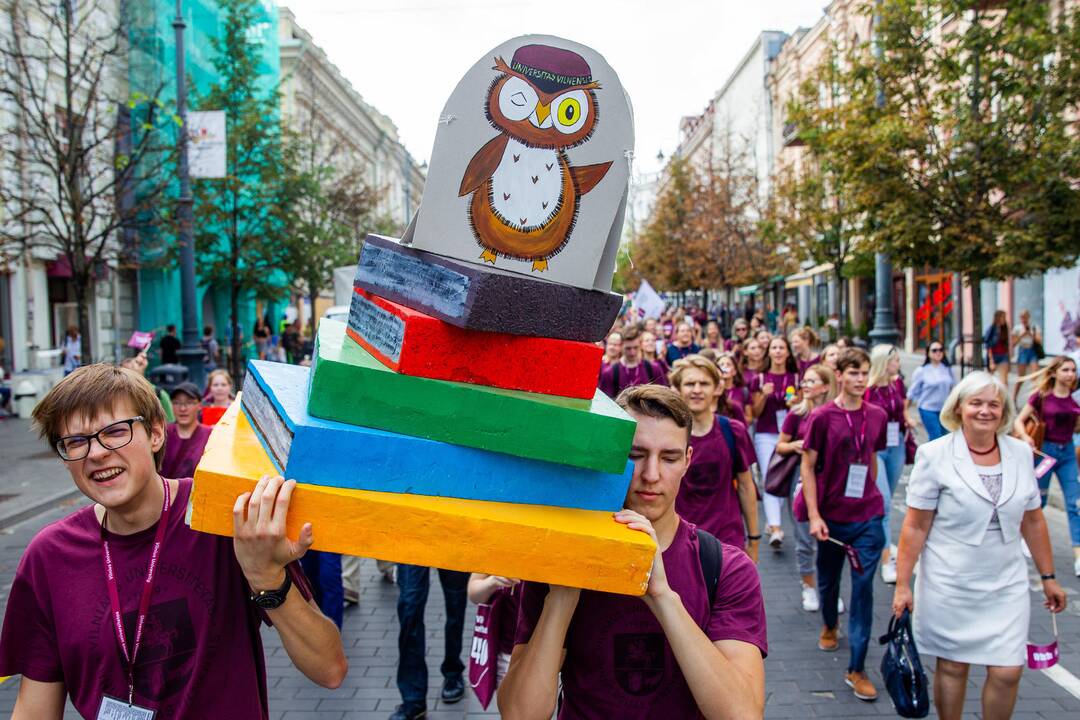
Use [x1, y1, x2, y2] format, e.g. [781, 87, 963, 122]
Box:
[188, 400, 654, 595]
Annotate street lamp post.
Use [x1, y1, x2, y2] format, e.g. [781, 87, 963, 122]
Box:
[173, 0, 205, 388]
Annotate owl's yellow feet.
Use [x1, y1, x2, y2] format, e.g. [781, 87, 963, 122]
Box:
[479, 248, 497, 264]
[531, 259, 549, 272]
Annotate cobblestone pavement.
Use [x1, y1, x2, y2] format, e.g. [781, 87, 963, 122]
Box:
[1, 481, 1078, 719]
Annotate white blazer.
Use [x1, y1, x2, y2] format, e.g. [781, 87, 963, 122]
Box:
[906, 431, 1040, 546]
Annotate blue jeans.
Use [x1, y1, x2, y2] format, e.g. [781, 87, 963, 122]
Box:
[817, 519, 885, 672]
[919, 407, 946, 441]
[299, 551, 343, 629]
[876, 443, 905, 546]
[396, 565, 469, 707]
[1039, 440, 1080, 547]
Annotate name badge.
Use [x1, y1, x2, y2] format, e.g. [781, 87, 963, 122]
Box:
[97, 696, 156, 720]
[776, 410, 788, 428]
[886, 422, 901, 447]
[845, 464, 869, 499]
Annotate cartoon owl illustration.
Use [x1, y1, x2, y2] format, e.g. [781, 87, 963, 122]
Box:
[458, 44, 613, 273]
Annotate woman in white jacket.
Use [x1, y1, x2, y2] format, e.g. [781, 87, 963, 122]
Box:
[891, 372, 1066, 720]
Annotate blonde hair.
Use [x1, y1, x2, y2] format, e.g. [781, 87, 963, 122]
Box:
[668, 354, 722, 389]
[868, 344, 899, 388]
[939, 371, 1015, 434]
[793, 364, 837, 416]
[204, 369, 235, 400]
[790, 326, 819, 350]
[1018, 355, 1078, 396]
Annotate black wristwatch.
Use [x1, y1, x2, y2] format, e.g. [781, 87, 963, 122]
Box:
[1040, 573, 1056, 581]
[250, 571, 292, 609]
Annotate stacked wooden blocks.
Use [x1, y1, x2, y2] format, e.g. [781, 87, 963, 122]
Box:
[189, 235, 651, 594]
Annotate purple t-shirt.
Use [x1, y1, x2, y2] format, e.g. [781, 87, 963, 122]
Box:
[1031, 392, 1080, 444]
[0, 478, 309, 719]
[162, 423, 212, 480]
[804, 402, 888, 523]
[864, 378, 907, 425]
[598, 361, 668, 399]
[725, 386, 750, 424]
[796, 355, 820, 378]
[515, 519, 767, 719]
[780, 409, 809, 441]
[749, 371, 798, 434]
[678, 418, 750, 546]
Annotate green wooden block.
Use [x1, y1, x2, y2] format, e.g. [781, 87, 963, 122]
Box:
[308, 319, 635, 474]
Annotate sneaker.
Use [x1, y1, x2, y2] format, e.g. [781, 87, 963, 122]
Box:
[1074, 556, 1080, 578]
[845, 671, 878, 701]
[801, 583, 820, 612]
[838, 596, 845, 615]
[440, 675, 465, 704]
[818, 626, 839, 652]
[769, 528, 784, 550]
[880, 559, 897, 584]
[388, 704, 426, 720]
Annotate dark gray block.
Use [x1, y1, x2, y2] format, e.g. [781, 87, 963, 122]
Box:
[353, 234, 623, 343]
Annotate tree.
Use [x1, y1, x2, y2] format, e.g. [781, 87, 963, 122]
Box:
[623, 155, 697, 293]
[0, 0, 175, 362]
[794, 0, 1080, 364]
[193, 0, 290, 379]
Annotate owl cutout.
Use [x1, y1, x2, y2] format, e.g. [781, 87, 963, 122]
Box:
[408, 35, 634, 292]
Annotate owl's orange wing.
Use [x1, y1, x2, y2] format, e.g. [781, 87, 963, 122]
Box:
[569, 161, 613, 196]
[458, 134, 509, 197]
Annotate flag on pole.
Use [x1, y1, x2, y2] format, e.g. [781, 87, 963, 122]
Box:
[632, 279, 665, 319]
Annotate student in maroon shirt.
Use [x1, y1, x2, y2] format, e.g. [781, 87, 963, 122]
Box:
[669, 355, 759, 561]
[718, 352, 753, 425]
[789, 327, 820, 378]
[598, 325, 667, 398]
[161, 382, 212, 480]
[1, 364, 347, 718]
[801, 348, 888, 702]
[750, 336, 800, 550]
[499, 385, 767, 719]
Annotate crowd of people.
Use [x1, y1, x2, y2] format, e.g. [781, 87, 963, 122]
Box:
[0, 302, 1077, 719]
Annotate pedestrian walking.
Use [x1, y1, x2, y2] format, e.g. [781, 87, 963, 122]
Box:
[253, 317, 271, 360]
[159, 324, 181, 365]
[160, 382, 211, 479]
[498, 385, 767, 719]
[776, 364, 837, 613]
[201, 325, 219, 372]
[726, 318, 750, 352]
[669, 355, 759, 561]
[665, 321, 701, 364]
[984, 310, 1011, 388]
[750, 336, 800, 550]
[790, 326, 820, 378]
[702, 320, 723, 350]
[801, 348, 888, 701]
[1012, 309, 1043, 402]
[754, 328, 772, 351]
[864, 344, 908, 584]
[907, 342, 955, 441]
[740, 336, 768, 386]
[640, 329, 668, 373]
[598, 324, 667, 398]
[391, 565, 469, 719]
[892, 372, 1067, 720]
[62, 326, 81, 375]
[820, 343, 841, 370]
[718, 352, 753, 425]
[0, 364, 346, 716]
[201, 368, 235, 426]
[602, 330, 622, 367]
[1013, 355, 1080, 576]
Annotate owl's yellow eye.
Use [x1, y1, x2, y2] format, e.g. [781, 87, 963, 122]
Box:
[557, 97, 581, 127]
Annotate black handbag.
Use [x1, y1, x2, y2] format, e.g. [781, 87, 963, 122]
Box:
[879, 610, 930, 718]
[764, 451, 800, 497]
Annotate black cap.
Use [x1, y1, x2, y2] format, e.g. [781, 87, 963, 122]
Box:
[170, 382, 201, 401]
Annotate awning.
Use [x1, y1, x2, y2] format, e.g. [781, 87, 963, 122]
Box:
[737, 284, 759, 296]
[784, 274, 813, 289]
[805, 262, 835, 276]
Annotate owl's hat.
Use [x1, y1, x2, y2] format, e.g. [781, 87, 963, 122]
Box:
[505, 44, 594, 95]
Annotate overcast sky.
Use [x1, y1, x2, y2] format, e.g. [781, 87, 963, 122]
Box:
[287, 0, 826, 176]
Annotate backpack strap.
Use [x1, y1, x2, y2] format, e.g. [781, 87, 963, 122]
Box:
[612, 362, 621, 395]
[716, 415, 736, 456]
[643, 359, 655, 383]
[696, 528, 723, 607]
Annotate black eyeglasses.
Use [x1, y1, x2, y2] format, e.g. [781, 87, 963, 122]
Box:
[929, 347, 944, 353]
[56, 416, 145, 461]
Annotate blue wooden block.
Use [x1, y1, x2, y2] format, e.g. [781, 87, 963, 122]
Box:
[240, 361, 632, 511]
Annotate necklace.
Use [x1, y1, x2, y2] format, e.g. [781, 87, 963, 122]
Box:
[968, 437, 998, 456]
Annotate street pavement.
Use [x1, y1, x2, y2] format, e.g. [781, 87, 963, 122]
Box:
[1, 357, 1080, 718]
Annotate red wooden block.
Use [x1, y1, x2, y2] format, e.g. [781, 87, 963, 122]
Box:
[345, 288, 603, 399]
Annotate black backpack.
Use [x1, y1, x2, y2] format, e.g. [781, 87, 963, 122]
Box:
[696, 528, 723, 607]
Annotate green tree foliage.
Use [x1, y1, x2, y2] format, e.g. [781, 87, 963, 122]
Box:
[193, 0, 288, 378]
[788, 0, 1080, 364]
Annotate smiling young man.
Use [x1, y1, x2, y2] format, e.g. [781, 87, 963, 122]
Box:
[800, 348, 888, 701]
[0, 363, 347, 719]
[498, 384, 767, 720]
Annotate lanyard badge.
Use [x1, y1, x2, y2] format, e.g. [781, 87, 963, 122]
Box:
[101, 479, 171, 709]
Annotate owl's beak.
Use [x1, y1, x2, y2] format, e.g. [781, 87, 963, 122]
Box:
[533, 102, 551, 127]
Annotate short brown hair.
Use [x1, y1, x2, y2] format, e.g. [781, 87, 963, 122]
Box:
[836, 347, 871, 373]
[32, 363, 168, 468]
[620, 324, 642, 343]
[615, 384, 693, 443]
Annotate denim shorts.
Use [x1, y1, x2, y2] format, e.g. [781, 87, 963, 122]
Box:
[991, 352, 1009, 364]
[1017, 347, 1038, 365]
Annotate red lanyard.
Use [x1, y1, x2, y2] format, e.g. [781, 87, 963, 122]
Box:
[101, 479, 171, 706]
[840, 404, 868, 462]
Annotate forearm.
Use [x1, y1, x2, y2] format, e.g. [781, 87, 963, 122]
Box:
[737, 472, 759, 538]
[894, 513, 931, 587]
[800, 454, 821, 520]
[266, 583, 347, 688]
[649, 591, 764, 719]
[751, 393, 765, 416]
[1021, 511, 1055, 576]
[498, 596, 574, 719]
[775, 433, 796, 455]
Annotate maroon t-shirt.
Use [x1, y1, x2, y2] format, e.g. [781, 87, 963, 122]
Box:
[864, 378, 907, 425]
[749, 371, 798, 434]
[725, 386, 750, 424]
[162, 424, 212, 480]
[678, 418, 750, 546]
[598, 361, 668, 399]
[1030, 392, 1080, 444]
[804, 402, 888, 523]
[796, 355, 820, 378]
[780, 409, 809, 441]
[515, 519, 767, 719]
[0, 478, 309, 719]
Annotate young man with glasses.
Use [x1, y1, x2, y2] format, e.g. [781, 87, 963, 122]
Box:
[160, 382, 211, 479]
[0, 363, 347, 718]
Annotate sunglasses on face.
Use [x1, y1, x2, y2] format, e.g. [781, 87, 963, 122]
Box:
[930, 347, 943, 353]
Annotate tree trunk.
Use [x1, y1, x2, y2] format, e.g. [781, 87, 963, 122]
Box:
[969, 274, 984, 370]
[834, 266, 846, 332]
[73, 279, 92, 365]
